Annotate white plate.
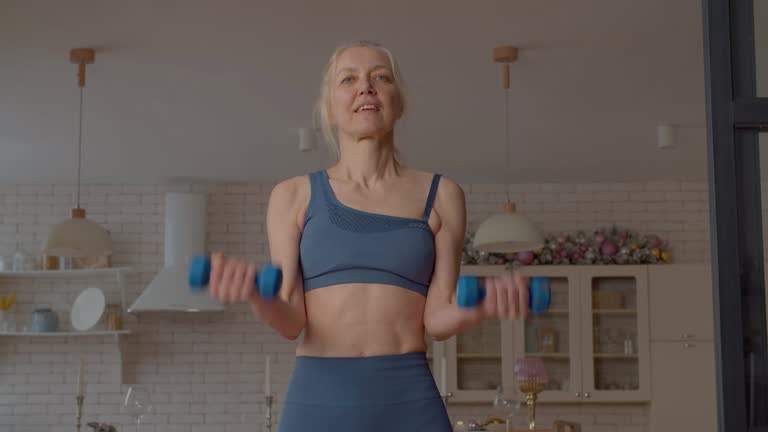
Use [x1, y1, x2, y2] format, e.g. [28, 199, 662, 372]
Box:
[70, 287, 106, 331]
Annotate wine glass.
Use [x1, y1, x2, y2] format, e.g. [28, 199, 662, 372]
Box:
[121, 385, 154, 432]
[493, 386, 523, 431]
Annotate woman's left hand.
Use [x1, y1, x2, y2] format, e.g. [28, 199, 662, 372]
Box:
[480, 272, 530, 320]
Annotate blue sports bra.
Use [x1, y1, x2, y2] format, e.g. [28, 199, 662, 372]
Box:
[299, 170, 441, 297]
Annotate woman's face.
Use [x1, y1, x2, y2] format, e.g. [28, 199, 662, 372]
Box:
[330, 47, 402, 141]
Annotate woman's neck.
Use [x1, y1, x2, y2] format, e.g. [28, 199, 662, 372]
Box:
[332, 132, 400, 184]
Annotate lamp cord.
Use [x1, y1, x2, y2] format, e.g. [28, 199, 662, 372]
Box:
[77, 87, 83, 209]
[504, 85, 511, 203]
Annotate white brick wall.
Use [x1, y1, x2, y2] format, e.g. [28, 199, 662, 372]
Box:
[0, 179, 720, 431]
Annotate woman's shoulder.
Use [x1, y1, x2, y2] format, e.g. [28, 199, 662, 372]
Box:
[405, 168, 464, 196]
[269, 174, 312, 208]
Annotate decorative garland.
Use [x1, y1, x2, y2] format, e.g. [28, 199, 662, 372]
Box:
[462, 225, 671, 266]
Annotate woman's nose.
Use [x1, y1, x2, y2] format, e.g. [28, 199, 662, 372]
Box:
[358, 80, 376, 95]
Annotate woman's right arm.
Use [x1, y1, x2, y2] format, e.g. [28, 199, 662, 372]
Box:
[209, 177, 307, 340]
[253, 177, 307, 339]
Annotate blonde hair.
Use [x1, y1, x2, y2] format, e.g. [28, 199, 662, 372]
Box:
[314, 40, 408, 160]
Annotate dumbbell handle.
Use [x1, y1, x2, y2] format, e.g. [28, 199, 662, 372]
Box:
[456, 275, 551, 313]
[188, 255, 283, 300]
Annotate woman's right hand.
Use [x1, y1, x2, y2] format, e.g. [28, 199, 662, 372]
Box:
[208, 252, 261, 305]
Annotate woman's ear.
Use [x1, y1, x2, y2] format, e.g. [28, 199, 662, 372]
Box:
[397, 90, 407, 119]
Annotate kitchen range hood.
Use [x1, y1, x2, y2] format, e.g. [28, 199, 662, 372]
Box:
[128, 192, 223, 312]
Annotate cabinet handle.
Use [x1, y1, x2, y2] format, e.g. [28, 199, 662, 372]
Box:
[583, 392, 591, 398]
[682, 333, 695, 339]
[575, 392, 582, 398]
[683, 343, 695, 348]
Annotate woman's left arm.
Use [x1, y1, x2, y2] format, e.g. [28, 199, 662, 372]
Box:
[423, 178, 529, 341]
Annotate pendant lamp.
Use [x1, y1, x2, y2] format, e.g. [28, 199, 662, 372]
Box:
[472, 46, 544, 254]
[42, 48, 112, 258]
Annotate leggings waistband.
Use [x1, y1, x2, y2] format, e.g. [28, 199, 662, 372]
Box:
[285, 351, 440, 406]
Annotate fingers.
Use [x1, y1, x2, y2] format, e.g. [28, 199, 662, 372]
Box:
[209, 253, 257, 305]
[218, 258, 236, 303]
[478, 273, 529, 321]
[243, 263, 257, 302]
[230, 260, 246, 303]
[209, 252, 224, 297]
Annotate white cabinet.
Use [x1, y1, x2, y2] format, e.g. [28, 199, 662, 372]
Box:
[649, 341, 716, 432]
[444, 265, 651, 403]
[514, 265, 651, 403]
[648, 264, 717, 432]
[649, 264, 714, 341]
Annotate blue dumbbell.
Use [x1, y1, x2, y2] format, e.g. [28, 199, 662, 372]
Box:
[456, 275, 551, 313]
[188, 255, 283, 301]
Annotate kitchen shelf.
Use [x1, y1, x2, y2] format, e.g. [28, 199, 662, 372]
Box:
[538, 308, 569, 315]
[0, 330, 131, 338]
[525, 352, 571, 359]
[0, 267, 135, 384]
[593, 309, 636, 316]
[0, 267, 133, 278]
[0, 267, 133, 312]
[457, 353, 502, 360]
[593, 353, 639, 359]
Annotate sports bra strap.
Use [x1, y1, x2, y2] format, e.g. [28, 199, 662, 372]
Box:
[421, 174, 442, 220]
[309, 170, 325, 193]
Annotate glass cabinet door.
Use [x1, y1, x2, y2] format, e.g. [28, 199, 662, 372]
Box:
[455, 318, 503, 393]
[448, 265, 507, 402]
[581, 266, 650, 401]
[515, 267, 581, 402]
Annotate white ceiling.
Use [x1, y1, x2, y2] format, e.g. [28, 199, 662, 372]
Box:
[0, 0, 735, 184]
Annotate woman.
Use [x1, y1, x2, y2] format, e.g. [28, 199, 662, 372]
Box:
[209, 40, 530, 432]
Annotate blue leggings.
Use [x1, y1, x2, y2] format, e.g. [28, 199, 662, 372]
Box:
[278, 351, 452, 432]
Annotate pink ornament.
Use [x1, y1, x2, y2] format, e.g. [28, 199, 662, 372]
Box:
[601, 240, 618, 257]
[647, 235, 662, 248]
[594, 233, 605, 245]
[516, 251, 535, 265]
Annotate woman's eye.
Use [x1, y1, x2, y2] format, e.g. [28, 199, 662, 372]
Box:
[340, 76, 354, 84]
[375, 75, 392, 82]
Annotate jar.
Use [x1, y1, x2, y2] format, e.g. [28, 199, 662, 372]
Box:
[105, 305, 123, 331]
[623, 336, 634, 355]
[12, 250, 35, 272]
[30, 308, 58, 332]
[58, 256, 73, 270]
[44, 255, 59, 270]
[0, 309, 11, 332]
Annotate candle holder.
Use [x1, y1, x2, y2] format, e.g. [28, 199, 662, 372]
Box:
[514, 358, 549, 431]
[519, 382, 545, 431]
[265, 394, 274, 432]
[76, 395, 84, 432]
